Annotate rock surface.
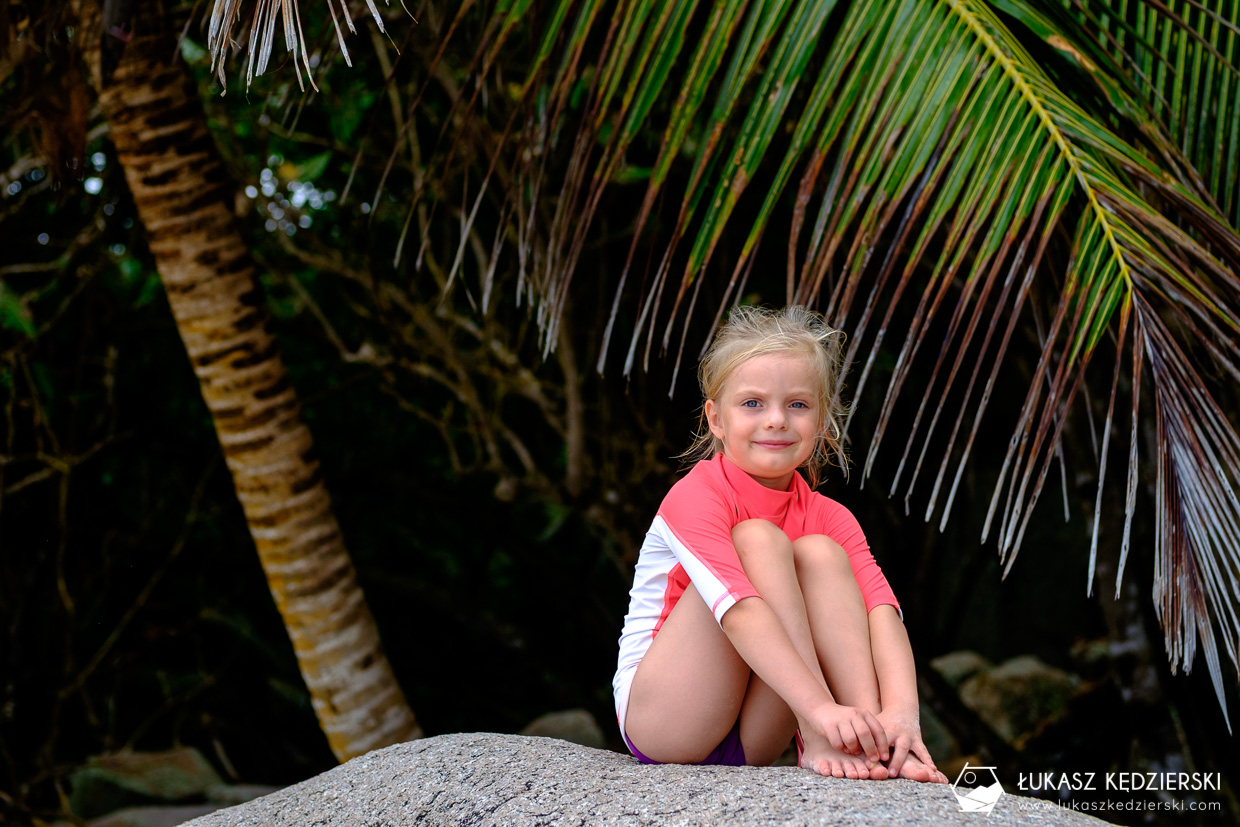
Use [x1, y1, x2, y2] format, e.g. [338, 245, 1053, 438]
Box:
[184, 732, 1112, 826]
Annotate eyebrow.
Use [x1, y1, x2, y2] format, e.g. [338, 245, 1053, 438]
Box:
[729, 386, 817, 398]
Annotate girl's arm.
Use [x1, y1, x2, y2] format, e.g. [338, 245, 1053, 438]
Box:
[868, 605, 940, 777]
[722, 596, 889, 763]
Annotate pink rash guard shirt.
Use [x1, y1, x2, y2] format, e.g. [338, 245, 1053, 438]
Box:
[612, 454, 900, 734]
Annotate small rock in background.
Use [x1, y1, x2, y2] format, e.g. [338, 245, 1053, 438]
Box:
[88, 804, 221, 827]
[69, 747, 223, 819]
[65, 747, 282, 827]
[1068, 637, 1119, 682]
[82, 788, 284, 827]
[957, 655, 1081, 747]
[519, 708, 606, 749]
[930, 651, 993, 689]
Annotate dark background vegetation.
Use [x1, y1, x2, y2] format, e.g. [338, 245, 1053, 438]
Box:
[2, 1, 1237, 824]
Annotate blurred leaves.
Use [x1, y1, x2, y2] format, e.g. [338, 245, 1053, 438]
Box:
[0, 284, 36, 338]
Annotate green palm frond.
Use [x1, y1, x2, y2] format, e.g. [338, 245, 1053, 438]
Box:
[994, 0, 1240, 227]
[451, 0, 1240, 721]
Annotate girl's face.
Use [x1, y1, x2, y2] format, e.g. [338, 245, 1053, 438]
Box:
[704, 352, 822, 491]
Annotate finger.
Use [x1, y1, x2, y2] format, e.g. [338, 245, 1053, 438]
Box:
[852, 720, 879, 763]
[910, 739, 936, 770]
[887, 738, 910, 779]
[863, 711, 890, 759]
[839, 722, 862, 755]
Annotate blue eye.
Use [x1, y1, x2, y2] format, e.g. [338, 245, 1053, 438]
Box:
[742, 400, 760, 408]
[790, 401, 808, 409]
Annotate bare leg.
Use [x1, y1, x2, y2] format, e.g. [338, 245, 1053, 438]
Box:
[792, 534, 881, 711]
[623, 582, 750, 764]
[794, 534, 943, 782]
[790, 533, 894, 778]
[731, 520, 880, 779]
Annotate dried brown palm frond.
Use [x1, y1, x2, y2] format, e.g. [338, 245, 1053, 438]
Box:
[206, 0, 395, 92]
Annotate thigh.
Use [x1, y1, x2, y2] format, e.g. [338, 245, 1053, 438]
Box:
[624, 583, 751, 764]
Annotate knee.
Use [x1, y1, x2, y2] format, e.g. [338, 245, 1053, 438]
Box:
[731, 519, 792, 563]
[792, 534, 852, 578]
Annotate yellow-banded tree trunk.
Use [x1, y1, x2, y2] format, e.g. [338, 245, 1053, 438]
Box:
[92, 2, 421, 761]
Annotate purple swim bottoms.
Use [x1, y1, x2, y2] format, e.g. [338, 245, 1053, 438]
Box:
[623, 718, 747, 767]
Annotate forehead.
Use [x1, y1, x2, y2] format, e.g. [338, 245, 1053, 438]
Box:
[722, 352, 820, 392]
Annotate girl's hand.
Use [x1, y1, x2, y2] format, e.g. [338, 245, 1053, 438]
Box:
[875, 708, 946, 783]
[810, 702, 890, 765]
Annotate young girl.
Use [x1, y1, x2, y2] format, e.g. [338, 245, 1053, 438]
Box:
[613, 305, 947, 782]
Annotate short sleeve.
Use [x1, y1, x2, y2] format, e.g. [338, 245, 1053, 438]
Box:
[806, 495, 900, 614]
[655, 471, 761, 625]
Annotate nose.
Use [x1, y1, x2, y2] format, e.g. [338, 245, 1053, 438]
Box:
[764, 407, 787, 429]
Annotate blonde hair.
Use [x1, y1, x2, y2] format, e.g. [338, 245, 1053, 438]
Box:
[683, 305, 849, 488]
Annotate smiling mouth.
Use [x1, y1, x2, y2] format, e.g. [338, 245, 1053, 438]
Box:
[755, 441, 794, 449]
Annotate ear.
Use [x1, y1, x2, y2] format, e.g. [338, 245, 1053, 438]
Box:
[704, 399, 724, 439]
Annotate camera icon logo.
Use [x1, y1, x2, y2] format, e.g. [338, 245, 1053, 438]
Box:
[951, 762, 1005, 815]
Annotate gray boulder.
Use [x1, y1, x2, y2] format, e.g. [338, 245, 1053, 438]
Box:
[183, 732, 1112, 826]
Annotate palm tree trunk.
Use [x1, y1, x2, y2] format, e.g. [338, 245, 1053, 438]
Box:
[91, 3, 421, 761]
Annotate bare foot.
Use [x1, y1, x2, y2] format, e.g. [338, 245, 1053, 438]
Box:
[889, 752, 948, 784]
[799, 731, 886, 780]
